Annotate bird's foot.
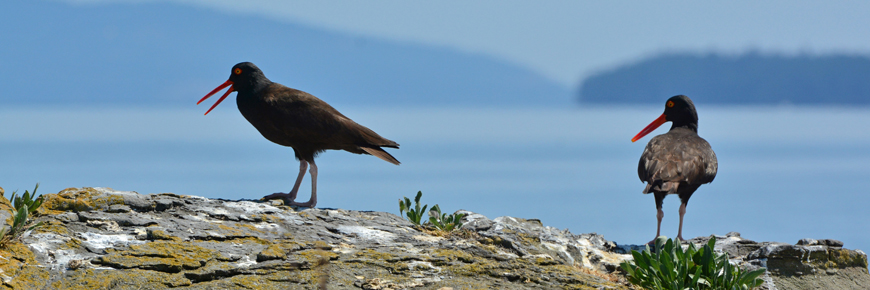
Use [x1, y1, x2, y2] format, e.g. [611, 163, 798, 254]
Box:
[262, 192, 315, 208]
[262, 192, 298, 202]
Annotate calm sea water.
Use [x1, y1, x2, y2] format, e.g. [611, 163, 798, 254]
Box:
[1, 105, 868, 252]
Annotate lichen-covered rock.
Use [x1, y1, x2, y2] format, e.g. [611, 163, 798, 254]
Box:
[681, 232, 870, 290]
[0, 187, 11, 227]
[460, 211, 625, 273]
[2, 187, 867, 289]
[2, 187, 629, 289]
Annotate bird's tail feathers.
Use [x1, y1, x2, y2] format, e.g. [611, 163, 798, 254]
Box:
[352, 122, 399, 148]
[642, 183, 653, 194]
[361, 146, 400, 165]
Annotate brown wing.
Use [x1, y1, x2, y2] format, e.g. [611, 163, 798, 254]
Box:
[638, 129, 717, 190]
[252, 84, 399, 163]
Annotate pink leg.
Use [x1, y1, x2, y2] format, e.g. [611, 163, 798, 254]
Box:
[649, 208, 664, 245]
[263, 160, 308, 202]
[287, 161, 317, 208]
[677, 202, 687, 241]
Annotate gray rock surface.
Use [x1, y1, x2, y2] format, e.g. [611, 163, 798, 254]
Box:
[1, 187, 629, 289]
[684, 232, 870, 290]
[0, 187, 867, 290]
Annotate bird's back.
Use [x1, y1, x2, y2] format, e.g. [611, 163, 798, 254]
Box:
[638, 127, 717, 194]
[237, 83, 399, 162]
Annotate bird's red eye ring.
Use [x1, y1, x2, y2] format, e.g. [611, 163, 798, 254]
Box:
[233, 68, 242, 75]
[666, 101, 674, 108]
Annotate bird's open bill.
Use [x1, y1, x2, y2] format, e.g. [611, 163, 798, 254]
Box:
[198, 80, 235, 115]
[631, 114, 668, 142]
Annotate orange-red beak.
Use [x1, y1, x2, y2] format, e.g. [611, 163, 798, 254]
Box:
[631, 114, 667, 142]
[198, 80, 234, 115]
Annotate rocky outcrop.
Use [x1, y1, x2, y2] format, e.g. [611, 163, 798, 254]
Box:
[1, 187, 629, 289]
[617, 232, 870, 290]
[0, 187, 867, 289]
[688, 234, 870, 290]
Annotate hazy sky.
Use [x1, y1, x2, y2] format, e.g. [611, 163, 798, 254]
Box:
[7, 0, 868, 251]
[63, 0, 870, 87]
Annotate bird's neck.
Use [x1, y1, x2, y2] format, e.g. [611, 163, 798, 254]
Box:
[669, 121, 698, 133]
[236, 74, 273, 96]
[248, 78, 272, 94]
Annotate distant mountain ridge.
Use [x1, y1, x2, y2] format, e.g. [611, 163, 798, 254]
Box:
[578, 53, 870, 105]
[0, 1, 571, 107]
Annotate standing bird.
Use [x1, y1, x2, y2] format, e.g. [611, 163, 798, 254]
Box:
[631, 95, 717, 242]
[198, 62, 400, 208]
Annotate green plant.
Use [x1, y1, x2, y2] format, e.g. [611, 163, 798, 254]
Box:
[399, 191, 464, 232]
[10, 184, 44, 214]
[399, 191, 428, 226]
[693, 239, 767, 290]
[428, 204, 465, 231]
[621, 237, 699, 290]
[0, 184, 45, 248]
[620, 236, 766, 290]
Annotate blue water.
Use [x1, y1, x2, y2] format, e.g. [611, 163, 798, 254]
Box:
[1, 105, 868, 252]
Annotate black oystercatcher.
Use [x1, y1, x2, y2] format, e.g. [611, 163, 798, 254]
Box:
[198, 62, 400, 208]
[631, 95, 717, 241]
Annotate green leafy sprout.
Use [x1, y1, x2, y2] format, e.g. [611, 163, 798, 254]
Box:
[399, 191, 428, 226]
[428, 204, 464, 231]
[1, 183, 45, 248]
[398, 191, 464, 231]
[620, 236, 766, 290]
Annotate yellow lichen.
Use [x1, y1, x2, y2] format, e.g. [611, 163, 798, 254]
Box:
[0, 241, 50, 289]
[297, 211, 314, 219]
[234, 236, 275, 245]
[353, 249, 397, 261]
[259, 214, 283, 224]
[38, 187, 132, 215]
[826, 248, 869, 268]
[257, 243, 289, 260]
[517, 233, 542, 246]
[50, 268, 191, 289]
[214, 223, 255, 237]
[31, 219, 70, 235]
[309, 240, 332, 250]
[448, 259, 502, 277]
[147, 229, 180, 241]
[432, 248, 476, 263]
[96, 241, 223, 272]
[90, 194, 126, 209]
[39, 193, 91, 215]
[295, 249, 339, 264]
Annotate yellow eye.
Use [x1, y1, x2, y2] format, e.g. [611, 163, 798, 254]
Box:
[233, 68, 242, 75]
[666, 101, 674, 108]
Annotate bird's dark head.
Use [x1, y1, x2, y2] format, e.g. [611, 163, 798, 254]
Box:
[197, 62, 271, 115]
[631, 95, 700, 142]
[226, 62, 269, 92]
[662, 95, 698, 127]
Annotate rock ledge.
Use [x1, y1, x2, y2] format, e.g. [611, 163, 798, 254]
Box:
[0, 187, 866, 290]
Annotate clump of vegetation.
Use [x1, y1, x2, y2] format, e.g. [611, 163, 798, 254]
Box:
[620, 236, 766, 290]
[427, 204, 464, 231]
[398, 191, 464, 232]
[1, 184, 45, 248]
[399, 191, 428, 226]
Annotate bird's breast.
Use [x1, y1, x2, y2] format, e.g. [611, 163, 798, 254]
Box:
[639, 130, 717, 185]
